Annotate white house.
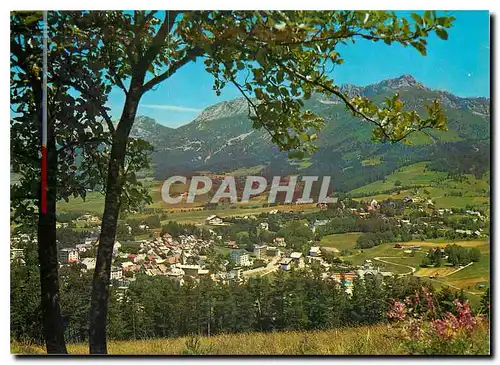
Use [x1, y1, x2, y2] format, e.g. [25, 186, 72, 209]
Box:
[279, 257, 293, 271]
[308, 246, 321, 257]
[254, 245, 268, 260]
[205, 215, 223, 225]
[76, 243, 93, 252]
[230, 250, 250, 267]
[85, 236, 99, 245]
[59, 248, 79, 264]
[81, 258, 96, 271]
[121, 261, 135, 270]
[456, 229, 473, 236]
[179, 264, 202, 277]
[111, 266, 123, 280]
[311, 219, 329, 233]
[290, 252, 305, 268]
[167, 267, 185, 282]
[266, 246, 281, 257]
[229, 267, 243, 281]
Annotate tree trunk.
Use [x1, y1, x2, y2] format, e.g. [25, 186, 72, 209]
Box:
[89, 88, 142, 354]
[37, 134, 68, 354]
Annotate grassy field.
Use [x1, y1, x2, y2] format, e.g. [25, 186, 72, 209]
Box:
[342, 242, 420, 263]
[349, 162, 489, 210]
[214, 245, 232, 256]
[11, 321, 490, 355]
[320, 233, 361, 251]
[56, 162, 489, 218]
[350, 162, 448, 195]
[440, 251, 491, 294]
[339, 239, 490, 299]
[56, 177, 320, 224]
[160, 204, 319, 225]
[415, 267, 458, 277]
[374, 256, 424, 274]
[57, 191, 106, 214]
[399, 240, 489, 248]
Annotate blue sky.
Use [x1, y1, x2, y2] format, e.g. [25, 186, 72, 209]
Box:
[107, 10, 490, 128]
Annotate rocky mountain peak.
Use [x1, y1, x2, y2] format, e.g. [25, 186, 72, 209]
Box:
[193, 98, 250, 123]
[130, 115, 173, 142]
[362, 74, 427, 96]
[384, 74, 422, 89]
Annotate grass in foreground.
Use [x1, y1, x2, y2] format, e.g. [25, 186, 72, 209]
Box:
[11, 324, 406, 355]
[11, 321, 490, 355]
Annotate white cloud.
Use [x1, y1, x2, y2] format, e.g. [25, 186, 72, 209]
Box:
[140, 104, 202, 112]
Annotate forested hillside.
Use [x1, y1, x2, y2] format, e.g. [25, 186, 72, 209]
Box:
[130, 75, 490, 192]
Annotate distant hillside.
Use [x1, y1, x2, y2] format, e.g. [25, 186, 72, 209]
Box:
[130, 116, 175, 146]
[134, 75, 490, 192]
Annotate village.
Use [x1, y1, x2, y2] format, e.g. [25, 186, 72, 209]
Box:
[10, 193, 489, 298]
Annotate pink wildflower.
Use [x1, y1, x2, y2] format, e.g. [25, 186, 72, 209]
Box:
[432, 318, 455, 340]
[388, 299, 407, 321]
[404, 296, 411, 306]
[455, 299, 477, 333]
[414, 289, 421, 305]
[421, 286, 436, 315]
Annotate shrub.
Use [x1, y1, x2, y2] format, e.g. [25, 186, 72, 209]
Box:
[181, 336, 214, 355]
[387, 288, 489, 355]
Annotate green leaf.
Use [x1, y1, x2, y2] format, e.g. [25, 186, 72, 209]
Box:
[277, 69, 284, 83]
[411, 13, 423, 26]
[424, 11, 432, 24]
[435, 28, 448, 40]
[411, 41, 427, 56]
[255, 48, 267, 66]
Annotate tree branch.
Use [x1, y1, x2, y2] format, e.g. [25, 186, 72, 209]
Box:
[225, 72, 278, 145]
[57, 136, 108, 154]
[108, 67, 129, 96]
[137, 10, 180, 72]
[141, 47, 204, 93]
[276, 60, 393, 141]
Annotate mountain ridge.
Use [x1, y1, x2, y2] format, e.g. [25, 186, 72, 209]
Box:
[130, 74, 490, 192]
[133, 74, 489, 131]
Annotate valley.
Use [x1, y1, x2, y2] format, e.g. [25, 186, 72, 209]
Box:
[9, 9, 492, 356]
[12, 74, 491, 353]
